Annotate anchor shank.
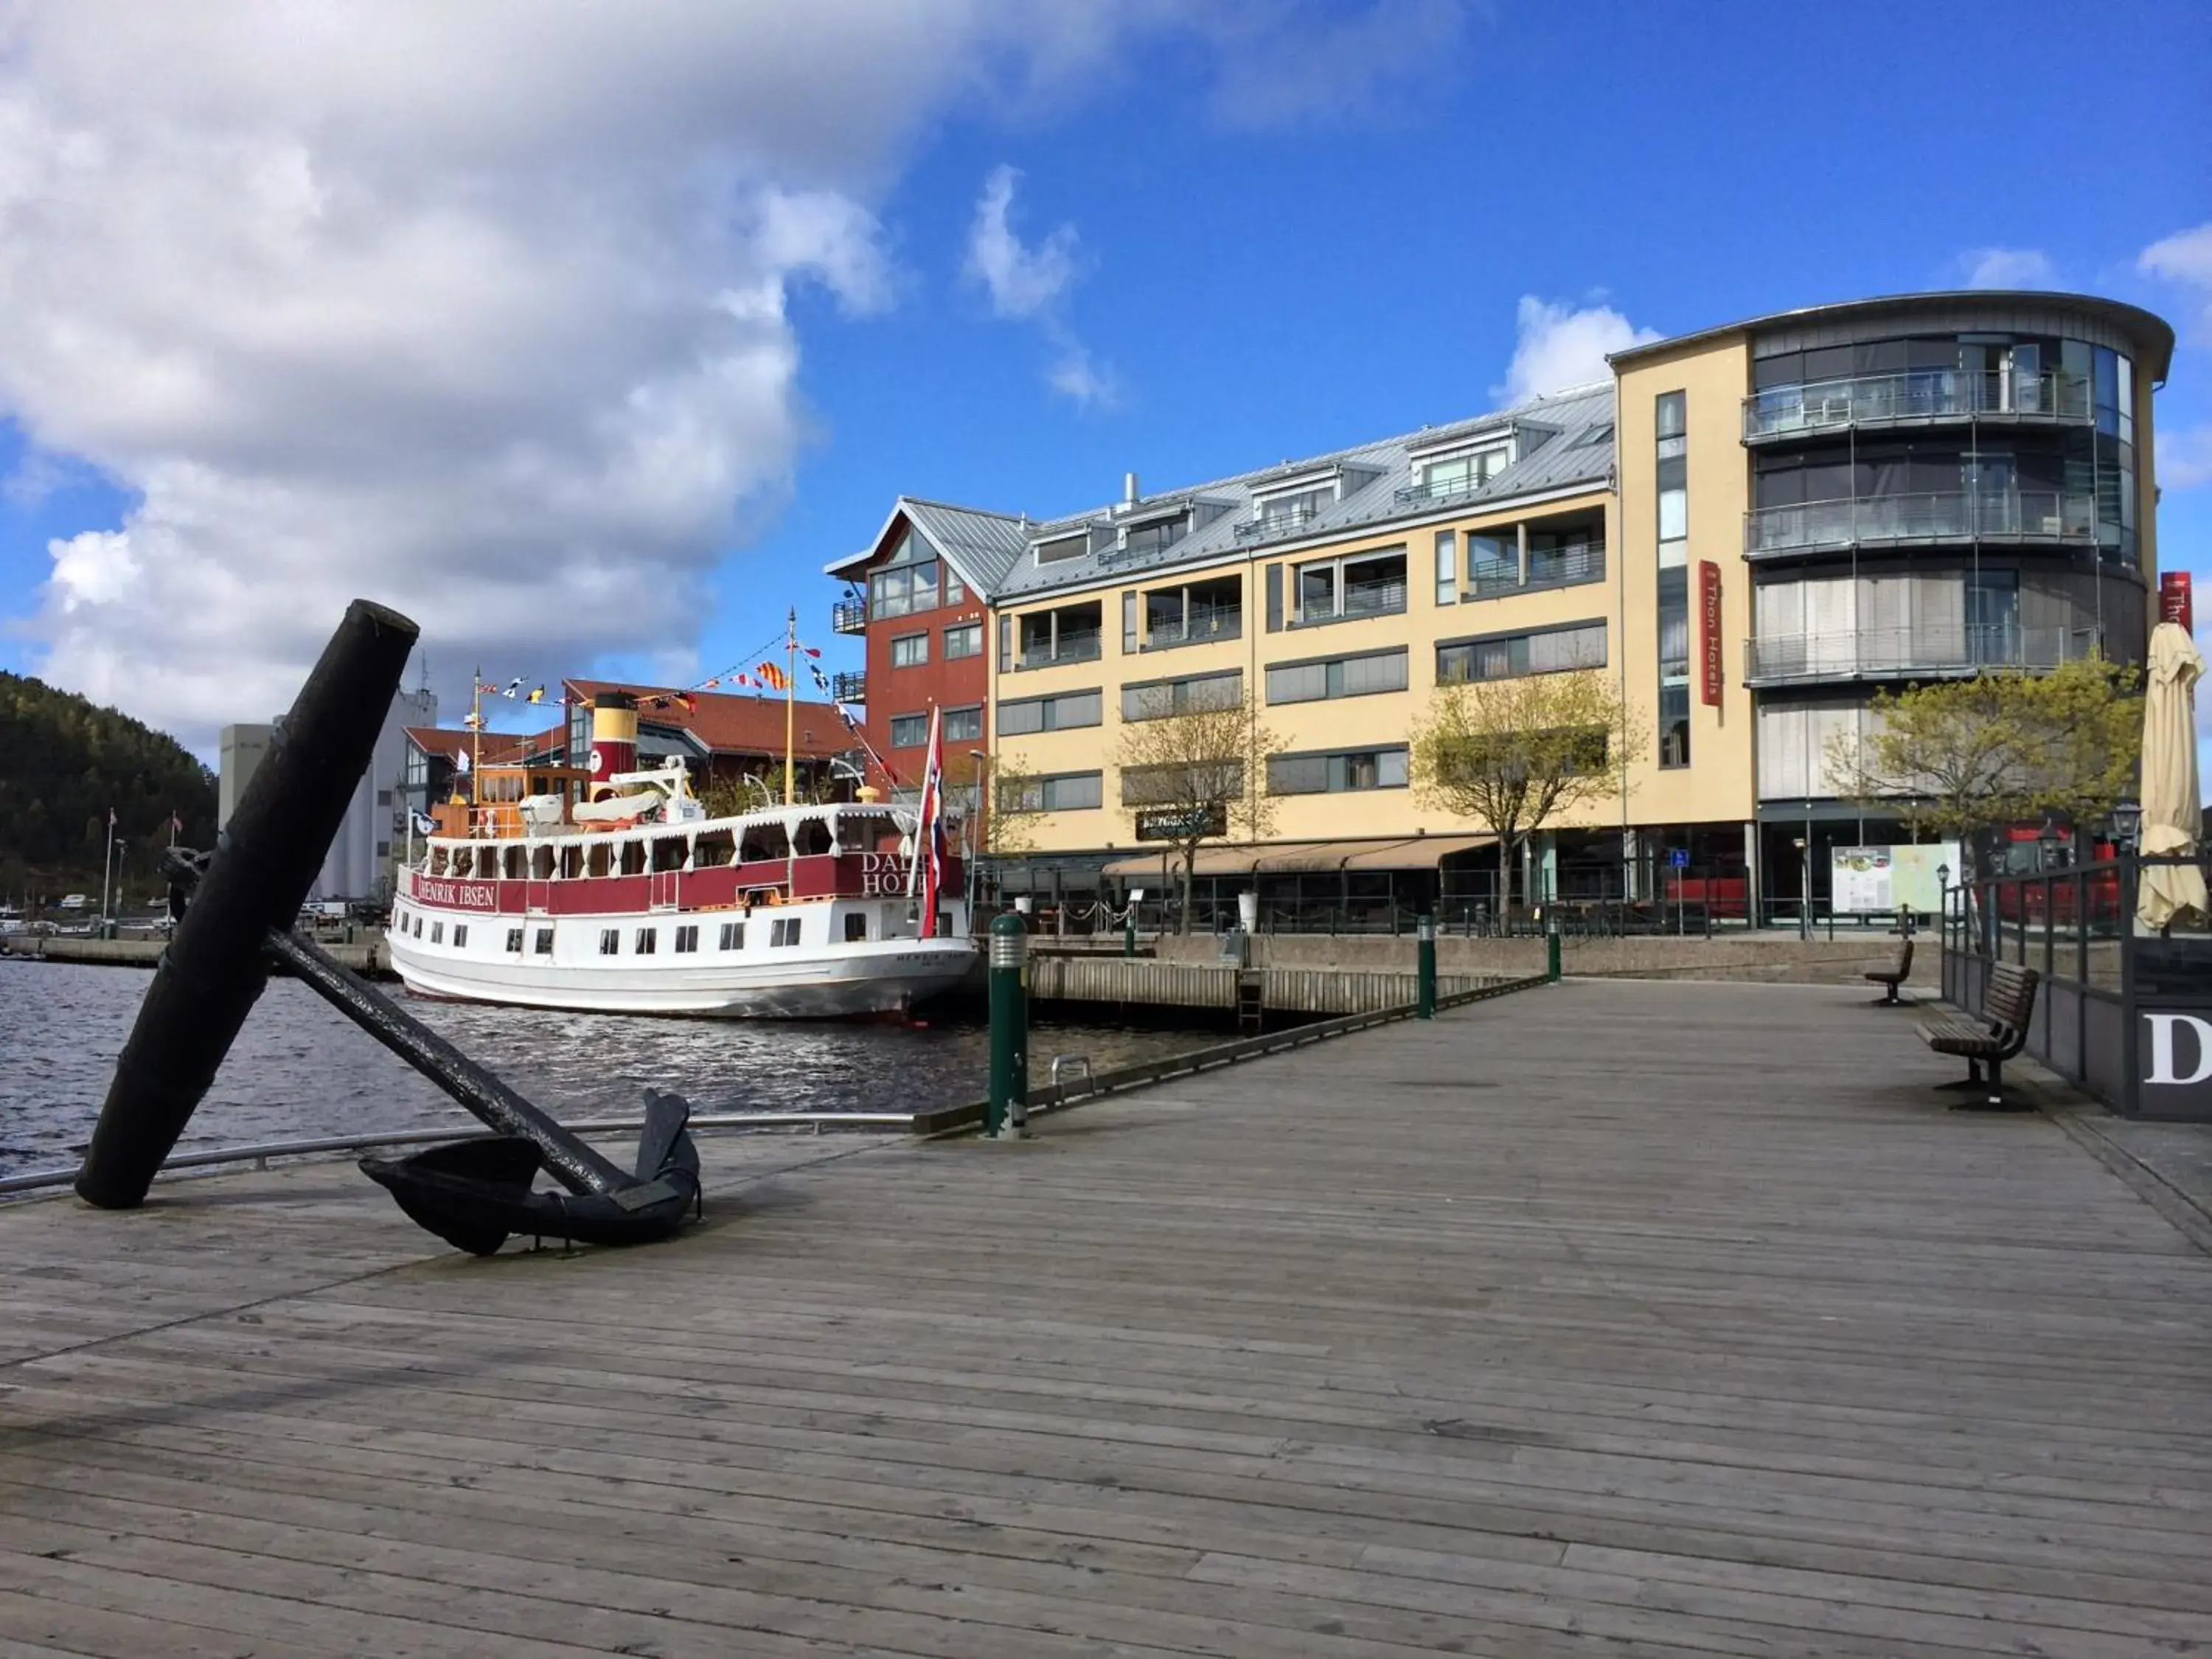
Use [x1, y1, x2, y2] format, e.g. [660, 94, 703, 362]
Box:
[267, 929, 629, 1197]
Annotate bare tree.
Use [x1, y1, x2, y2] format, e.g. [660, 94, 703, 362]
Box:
[1114, 687, 1278, 933]
[1410, 670, 1637, 910]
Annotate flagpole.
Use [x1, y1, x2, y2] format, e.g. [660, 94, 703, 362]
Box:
[784, 607, 797, 807]
[470, 665, 483, 830]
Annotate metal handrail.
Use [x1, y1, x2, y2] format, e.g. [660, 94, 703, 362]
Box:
[831, 598, 868, 634]
[1469, 543, 1606, 597]
[1744, 488, 2096, 556]
[0, 1110, 917, 1198]
[1744, 369, 2093, 440]
[1744, 623, 2103, 682]
[830, 670, 866, 703]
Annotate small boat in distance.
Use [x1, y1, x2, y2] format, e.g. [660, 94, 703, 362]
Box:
[388, 637, 973, 1019]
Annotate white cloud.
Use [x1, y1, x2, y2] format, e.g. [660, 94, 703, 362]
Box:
[2140, 221, 2212, 344]
[0, 4, 1472, 742]
[1498, 296, 1659, 404]
[1048, 346, 1119, 411]
[0, 3, 1139, 743]
[1195, 0, 1472, 129]
[2158, 425, 2212, 491]
[964, 164, 1079, 320]
[962, 164, 1116, 408]
[1963, 247, 2058, 289]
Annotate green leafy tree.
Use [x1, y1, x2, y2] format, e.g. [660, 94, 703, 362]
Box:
[0, 672, 216, 902]
[1410, 670, 1638, 909]
[1824, 656, 2142, 877]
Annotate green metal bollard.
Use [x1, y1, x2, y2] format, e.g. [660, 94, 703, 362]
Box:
[987, 913, 1029, 1139]
[1416, 912, 1436, 1019]
[1545, 911, 1562, 982]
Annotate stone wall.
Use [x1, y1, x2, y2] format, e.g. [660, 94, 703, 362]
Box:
[1137, 929, 1924, 987]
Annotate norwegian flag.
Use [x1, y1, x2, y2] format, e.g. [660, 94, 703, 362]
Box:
[907, 706, 945, 936]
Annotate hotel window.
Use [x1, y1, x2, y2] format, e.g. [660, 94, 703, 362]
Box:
[1267, 746, 1409, 796]
[996, 688, 1102, 735]
[534, 928, 554, 956]
[505, 928, 524, 953]
[718, 921, 745, 950]
[1033, 530, 1090, 565]
[1255, 484, 1333, 533]
[1001, 771, 1103, 813]
[1437, 622, 1607, 684]
[635, 927, 658, 955]
[1434, 530, 1457, 607]
[943, 705, 984, 744]
[1123, 762, 1239, 807]
[944, 622, 982, 659]
[1265, 647, 1408, 706]
[1122, 512, 1188, 557]
[1291, 547, 1406, 623]
[891, 632, 928, 669]
[599, 928, 619, 955]
[771, 917, 802, 947]
[890, 712, 931, 748]
[674, 925, 699, 953]
[867, 531, 938, 619]
[1655, 390, 1691, 767]
[431, 922, 444, 945]
[1121, 669, 1242, 722]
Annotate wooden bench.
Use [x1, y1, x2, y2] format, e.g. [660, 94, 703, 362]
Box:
[1865, 936, 1914, 1006]
[1917, 962, 2039, 1110]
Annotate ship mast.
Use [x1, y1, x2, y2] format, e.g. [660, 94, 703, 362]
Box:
[783, 607, 797, 807]
[469, 666, 484, 828]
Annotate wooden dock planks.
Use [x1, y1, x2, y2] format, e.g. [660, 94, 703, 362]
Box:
[3, 980, 2211, 1655]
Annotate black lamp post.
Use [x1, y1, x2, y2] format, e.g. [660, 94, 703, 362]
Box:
[2111, 798, 2142, 856]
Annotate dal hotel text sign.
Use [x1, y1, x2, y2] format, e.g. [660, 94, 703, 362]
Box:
[1698, 560, 1723, 706]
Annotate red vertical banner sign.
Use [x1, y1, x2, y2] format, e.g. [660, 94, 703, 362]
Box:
[2160, 571, 2192, 633]
[1698, 559, 1723, 706]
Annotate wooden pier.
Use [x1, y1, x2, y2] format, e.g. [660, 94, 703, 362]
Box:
[4, 980, 2211, 1654]
[1026, 953, 1508, 1016]
[1, 932, 392, 976]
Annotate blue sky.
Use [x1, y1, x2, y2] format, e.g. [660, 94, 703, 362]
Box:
[1, 1, 2207, 747]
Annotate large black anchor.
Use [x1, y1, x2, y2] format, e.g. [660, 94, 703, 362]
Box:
[74, 599, 700, 1255]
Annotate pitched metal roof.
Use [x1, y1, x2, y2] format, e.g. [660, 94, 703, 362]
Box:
[981, 383, 1615, 602]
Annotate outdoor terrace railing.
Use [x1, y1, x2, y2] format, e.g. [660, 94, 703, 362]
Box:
[1016, 632, 1102, 669]
[1469, 543, 1606, 597]
[830, 669, 866, 704]
[832, 597, 867, 635]
[1144, 608, 1242, 649]
[1745, 488, 2096, 557]
[1745, 623, 2101, 684]
[1234, 504, 1325, 543]
[1744, 369, 2093, 442]
[1394, 473, 1499, 509]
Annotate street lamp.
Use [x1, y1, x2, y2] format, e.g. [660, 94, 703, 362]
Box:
[2111, 797, 2142, 852]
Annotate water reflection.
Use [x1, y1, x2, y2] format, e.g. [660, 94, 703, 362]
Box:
[0, 959, 1217, 1176]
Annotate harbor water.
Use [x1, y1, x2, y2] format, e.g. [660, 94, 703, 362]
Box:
[0, 957, 1214, 1179]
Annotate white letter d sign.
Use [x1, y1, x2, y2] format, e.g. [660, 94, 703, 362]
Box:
[2143, 1014, 2212, 1086]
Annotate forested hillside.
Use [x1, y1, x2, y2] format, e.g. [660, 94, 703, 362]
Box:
[0, 672, 217, 905]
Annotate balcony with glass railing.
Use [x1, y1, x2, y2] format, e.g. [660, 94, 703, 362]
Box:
[830, 669, 866, 704]
[1744, 489, 2095, 558]
[1468, 542, 1607, 599]
[1743, 369, 2093, 444]
[1744, 623, 2103, 686]
[1234, 503, 1324, 543]
[832, 597, 867, 635]
[1144, 605, 1242, 650]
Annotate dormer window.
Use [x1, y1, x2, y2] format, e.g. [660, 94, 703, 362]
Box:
[1034, 529, 1090, 565]
[1121, 512, 1187, 557]
[1419, 442, 1511, 498]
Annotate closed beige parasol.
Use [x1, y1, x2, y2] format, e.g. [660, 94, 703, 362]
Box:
[2138, 621, 2208, 930]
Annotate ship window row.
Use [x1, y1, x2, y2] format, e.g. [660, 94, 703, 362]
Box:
[424, 815, 882, 880]
[405, 917, 805, 956]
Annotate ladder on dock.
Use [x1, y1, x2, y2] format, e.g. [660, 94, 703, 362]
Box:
[1235, 970, 1264, 1034]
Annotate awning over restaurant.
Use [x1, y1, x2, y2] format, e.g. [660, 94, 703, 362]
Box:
[1099, 833, 1495, 880]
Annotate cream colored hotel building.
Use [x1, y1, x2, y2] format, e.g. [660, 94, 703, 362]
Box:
[827, 291, 2175, 922]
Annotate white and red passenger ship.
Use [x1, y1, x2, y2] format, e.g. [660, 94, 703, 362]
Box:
[387, 688, 973, 1019]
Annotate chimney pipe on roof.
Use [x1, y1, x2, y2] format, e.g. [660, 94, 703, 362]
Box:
[1123, 470, 1139, 506]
